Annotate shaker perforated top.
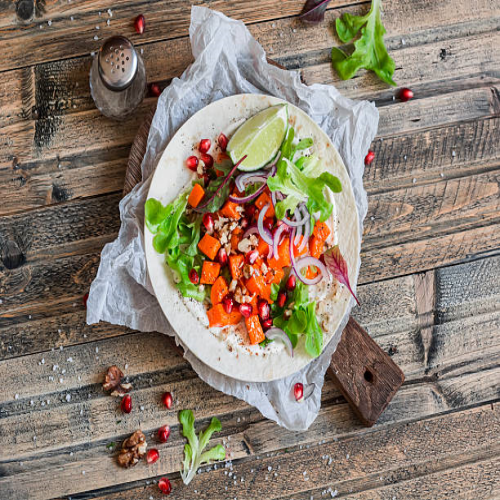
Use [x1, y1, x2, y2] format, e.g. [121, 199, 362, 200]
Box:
[98, 36, 138, 91]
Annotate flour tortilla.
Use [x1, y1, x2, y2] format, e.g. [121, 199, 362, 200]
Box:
[145, 94, 360, 382]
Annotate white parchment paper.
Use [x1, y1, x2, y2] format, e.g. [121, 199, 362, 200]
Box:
[87, 6, 379, 431]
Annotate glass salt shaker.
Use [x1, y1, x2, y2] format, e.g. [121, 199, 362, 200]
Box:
[90, 36, 146, 120]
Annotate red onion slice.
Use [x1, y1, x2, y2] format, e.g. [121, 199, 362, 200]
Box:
[298, 205, 310, 252]
[257, 203, 273, 245]
[265, 328, 294, 357]
[235, 173, 267, 193]
[242, 225, 259, 239]
[294, 222, 303, 246]
[293, 256, 327, 285]
[283, 206, 310, 227]
[229, 182, 267, 204]
[273, 223, 287, 258]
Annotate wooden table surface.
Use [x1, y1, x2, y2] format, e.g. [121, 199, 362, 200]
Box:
[1, 1, 499, 499]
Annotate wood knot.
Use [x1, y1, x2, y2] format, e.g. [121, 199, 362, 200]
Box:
[1, 240, 26, 270]
[16, 0, 34, 21]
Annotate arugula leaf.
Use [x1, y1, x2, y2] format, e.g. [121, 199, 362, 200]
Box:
[179, 409, 225, 485]
[331, 0, 396, 86]
[268, 157, 342, 222]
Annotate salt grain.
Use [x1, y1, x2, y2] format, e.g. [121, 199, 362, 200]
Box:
[30, 400, 34, 406]
[452, 150, 456, 157]
[107, 19, 111, 26]
[96, 26, 100, 30]
[95, 347, 99, 353]
[346, 454, 350, 459]
[14, 394, 19, 400]
[70, 16, 74, 21]
[41, 358, 45, 364]
[93, 35, 99, 41]
[67, 357, 73, 363]
[140, 405, 145, 411]
[65, 394, 71, 402]
[412, 178, 416, 184]
[47, 20, 52, 26]
[59, 378, 64, 383]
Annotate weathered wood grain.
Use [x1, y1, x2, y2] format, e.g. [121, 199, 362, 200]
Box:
[301, 29, 500, 98]
[329, 317, 405, 426]
[0, 0, 352, 72]
[4, 403, 496, 500]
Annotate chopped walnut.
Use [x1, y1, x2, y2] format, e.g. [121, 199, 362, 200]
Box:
[229, 279, 238, 292]
[234, 287, 243, 304]
[243, 264, 254, 279]
[238, 238, 252, 253]
[224, 243, 232, 255]
[249, 234, 258, 246]
[117, 430, 147, 468]
[284, 309, 292, 319]
[220, 232, 229, 245]
[235, 205, 244, 213]
[103, 365, 132, 397]
[229, 221, 238, 231]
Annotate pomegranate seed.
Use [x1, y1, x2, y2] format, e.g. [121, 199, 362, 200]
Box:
[146, 448, 159, 464]
[218, 133, 228, 151]
[199, 139, 211, 154]
[158, 425, 171, 443]
[189, 268, 199, 285]
[240, 217, 249, 229]
[245, 205, 257, 219]
[286, 274, 296, 291]
[200, 153, 214, 169]
[264, 217, 274, 231]
[217, 247, 228, 266]
[121, 394, 132, 413]
[203, 213, 214, 233]
[246, 250, 259, 265]
[277, 292, 287, 308]
[158, 477, 172, 495]
[257, 299, 270, 321]
[262, 318, 273, 331]
[150, 83, 161, 97]
[364, 150, 375, 166]
[186, 156, 199, 171]
[82, 292, 89, 308]
[222, 295, 234, 314]
[239, 303, 253, 318]
[399, 87, 414, 102]
[162, 392, 173, 409]
[134, 14, 145, 34]
[294, 382, 304, 402]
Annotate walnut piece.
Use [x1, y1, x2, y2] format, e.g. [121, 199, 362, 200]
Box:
[103, 365, 132, 397]
[117, 430, 147, 468]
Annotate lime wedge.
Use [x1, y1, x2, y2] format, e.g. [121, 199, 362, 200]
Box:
[227, 104, 288, 171]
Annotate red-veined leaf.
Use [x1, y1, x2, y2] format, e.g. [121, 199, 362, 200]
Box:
[299, 0, 332, 23]
[323, 245, 360, 305]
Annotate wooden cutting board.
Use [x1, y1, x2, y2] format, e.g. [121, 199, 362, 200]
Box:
[126, 102, 404, 427]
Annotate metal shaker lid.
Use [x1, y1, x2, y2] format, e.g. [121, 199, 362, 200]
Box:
[98, 36, 138, 91]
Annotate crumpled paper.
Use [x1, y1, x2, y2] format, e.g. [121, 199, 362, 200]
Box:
[87, 6, 378, 431]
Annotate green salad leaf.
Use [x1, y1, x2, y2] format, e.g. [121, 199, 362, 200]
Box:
[179, 409, 226, 485]
[145, 193, 206, 302]
[272, 281, 324, 357]
[331, 0, 396, 86]
[268, 157, 342, 222]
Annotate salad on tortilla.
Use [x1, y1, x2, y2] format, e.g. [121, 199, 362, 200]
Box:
[145, 104, 358, 359]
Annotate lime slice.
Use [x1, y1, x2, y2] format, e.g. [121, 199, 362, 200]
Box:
[227, 104, 288, 171]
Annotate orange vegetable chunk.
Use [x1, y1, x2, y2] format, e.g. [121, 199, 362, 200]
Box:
[229, 254, 245, 280]
[255, 191, 275, 217]
[313, 220, 331, 241]
[198, 233, 221, 260]
[220, 200, 241, 220]
[309, 236, 324, 259]
[268, 238, 291, 269]
[231, 227, 243, 251]
[245, 315, 265, 344]
[201, 261, 221, 285]
[257, 237, 270, 257]
[207, 303, 243, 327]
[210, 276, 228, 304]
[246, 274, 272, 302]
[187, 183, 205, 208]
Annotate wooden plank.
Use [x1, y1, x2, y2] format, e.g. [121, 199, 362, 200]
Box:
[301, 29, 500, 98]
[1, 400, 497, 500]
[0, 0, 352, 72]
[364, 169, 500, 248]
[0, 0, 496, 129]
[1, 86, 497, 217]
[325, 456, 500, 500]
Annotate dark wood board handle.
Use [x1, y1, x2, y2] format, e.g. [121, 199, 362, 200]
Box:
[328, 317, 405, 426]
[125, 64, 405, 426]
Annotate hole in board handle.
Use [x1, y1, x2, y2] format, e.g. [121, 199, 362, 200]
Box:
[364, 369, 374, 383]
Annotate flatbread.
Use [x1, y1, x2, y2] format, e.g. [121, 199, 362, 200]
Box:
[145, 94, 360, 382]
